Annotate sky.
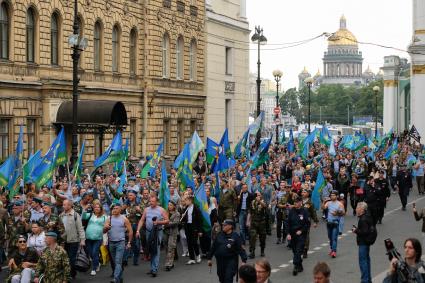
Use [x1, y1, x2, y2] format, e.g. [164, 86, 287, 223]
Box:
[246, 0, 412, 89]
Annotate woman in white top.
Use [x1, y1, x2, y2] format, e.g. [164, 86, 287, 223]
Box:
[27, 221, 46, 255]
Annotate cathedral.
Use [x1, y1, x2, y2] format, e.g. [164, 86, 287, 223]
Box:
[299, 15, 382, 90]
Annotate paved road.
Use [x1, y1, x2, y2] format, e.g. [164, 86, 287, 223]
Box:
[1, 189, 424, 283]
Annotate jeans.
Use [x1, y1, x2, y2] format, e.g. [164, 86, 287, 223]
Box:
[339, 216, 345, 233]
[109, 240, 125, 282]
[327, 222, 339, 252]
[359, 245, 371, 283]
[86, 239, 102, 271]
[11, 268, 34, 283]
[64, 242, 79, 278]
[146, 229, 163, 273]
[124, 224, 141, 264]
[238, 210, 248, 243]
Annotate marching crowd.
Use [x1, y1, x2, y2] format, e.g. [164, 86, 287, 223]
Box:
[0, 129, 425, 283]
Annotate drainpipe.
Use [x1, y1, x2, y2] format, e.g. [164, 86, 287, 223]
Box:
[141, 1, 148, 157]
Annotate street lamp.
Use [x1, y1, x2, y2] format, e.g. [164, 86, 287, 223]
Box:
[251, 26, 267, 147]
[68, 0, 88, 167]
[373, 86, 380, 138]
[273, 69, 283, 144]
[304, 77, 314, 134]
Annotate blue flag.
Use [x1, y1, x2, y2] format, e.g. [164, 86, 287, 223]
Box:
[94, 131, 123, 168]
[194, 183, 212, 231]
[219, 129, 231, 158]
[312, 169, 325, 210]
[288, 128, 295, 153]
[23, 150, 42, 184]
[0, 155, 14, 187]
[159, 161, 170, 209]
[328, 138, 336, 157]
[8, 126, 24, 193]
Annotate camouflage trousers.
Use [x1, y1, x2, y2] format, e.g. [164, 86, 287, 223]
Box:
[163, 231, 178, 267]
[218, 208, 234, 223]
[249, 221, 266, 253]
[303, 228, 311, 253]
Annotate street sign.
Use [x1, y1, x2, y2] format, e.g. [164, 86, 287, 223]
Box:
[274, 107, 281, 114]
[274, 118, 281, 125]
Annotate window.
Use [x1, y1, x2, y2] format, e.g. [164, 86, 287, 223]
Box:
[225, 99, 231, 129]
[130, 119, 136, 156]
[162, 33, 170, 78]
[112, 25, 120, 72]
[27, 119, 36, 156]
[189, 39, 197, 81]
[51, 13, 59, 65]
[129, 29, 137, 75]
[26, 8, 35, 63]
[176, 36, 184, 79]
[163, 120, 170, 155]
[225, 47, 233, 75]
[94, 21, 101, 71]
[0, 119, 9, 160]
[0, 3, 9, 59]
[190, 120, 196, 134]
[177, 120, 184, 151]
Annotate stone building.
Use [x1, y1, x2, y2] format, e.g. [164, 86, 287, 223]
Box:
[0, 0, 206, 164]
[204, 0, 249, 143]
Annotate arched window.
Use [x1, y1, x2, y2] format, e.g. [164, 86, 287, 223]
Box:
[129, 29, 137, 75]
[176, 35, 184, 79]
[26, 8, 36, 62]
[162, 33, 170, 78]
[51, 13, 59, 65]
[112, 25, 120, 72]
[0, 3, 9, 59]
[189, 39, 197, 81]
[93, 21, 102, 71]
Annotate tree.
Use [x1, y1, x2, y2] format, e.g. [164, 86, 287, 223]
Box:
[279, 88, 301, 121]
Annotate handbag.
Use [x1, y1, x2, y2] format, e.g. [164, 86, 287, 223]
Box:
[100, 245, 110, 265]
[75, 246, 90, 272]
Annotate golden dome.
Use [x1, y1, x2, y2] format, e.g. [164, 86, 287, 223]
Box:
[301, 66, 310, 75]
[328, 15, 358, 46]
[314, 69, 321, 77]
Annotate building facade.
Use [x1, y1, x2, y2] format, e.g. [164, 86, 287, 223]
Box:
[204, 0, 249, 143]
[409, 0, 425, 138]
[0, 0, 206, 164]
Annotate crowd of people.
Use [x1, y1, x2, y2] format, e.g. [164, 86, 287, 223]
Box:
[0, 128, 424, 283]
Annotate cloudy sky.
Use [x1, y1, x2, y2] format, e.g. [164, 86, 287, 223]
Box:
[246, 0, 412, 89]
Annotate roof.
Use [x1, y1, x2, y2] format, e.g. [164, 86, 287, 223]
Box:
[328, 16, 358, 47]
[56, 100, 128, 128]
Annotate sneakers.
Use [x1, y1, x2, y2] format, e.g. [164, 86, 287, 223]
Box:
[186, 260, 196, 265]
[182, 252, 189, 257]
[330, 251, 336, 258]
[96, 265, 100, 272]
[196, 255, 202, 263]
[90, 270, 96, 276]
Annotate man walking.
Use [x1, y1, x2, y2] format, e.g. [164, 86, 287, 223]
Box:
[207, 219, 247, 283]
[396, 164, 413, 211]
[286, 196, 310, 276]
[353, 202, 375, 283]
[324, 191, 344, 258]
[60, 199, 86, 279]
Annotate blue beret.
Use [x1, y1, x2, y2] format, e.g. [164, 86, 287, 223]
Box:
[45, 231, 57, 238]
[13, 200, 24, 207]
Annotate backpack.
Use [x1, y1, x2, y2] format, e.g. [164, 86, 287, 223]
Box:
[364, 223, 377, 245]
[75, 246, 90, 272]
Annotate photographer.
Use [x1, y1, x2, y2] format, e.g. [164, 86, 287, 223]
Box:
[384, 238, 425, 283]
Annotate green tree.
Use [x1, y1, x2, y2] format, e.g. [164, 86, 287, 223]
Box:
[279, 88, 301, 121]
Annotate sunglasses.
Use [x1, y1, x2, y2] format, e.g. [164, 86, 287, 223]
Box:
[18, 240, 26, 243]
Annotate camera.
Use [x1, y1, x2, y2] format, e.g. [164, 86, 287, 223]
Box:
[384, 238, 415, 283]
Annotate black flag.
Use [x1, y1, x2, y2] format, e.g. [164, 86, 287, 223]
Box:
[409, 125, 421, 142]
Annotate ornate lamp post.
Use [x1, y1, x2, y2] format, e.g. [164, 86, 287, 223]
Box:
[373, 85, 380, 138]
[304, 77, 314, 134]
[273, 69, 283, 144]
[68, 0, 88, 167]
[251, 26, 267, 146]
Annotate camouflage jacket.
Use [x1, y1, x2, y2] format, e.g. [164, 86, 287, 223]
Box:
[35, 245, 71, 283]
[39, 214, 66, 244]
[302, 198, 319, 223]
[6, 212, 30, 247]
[249, 199, 267, 223]
[126, 202, 142, 225]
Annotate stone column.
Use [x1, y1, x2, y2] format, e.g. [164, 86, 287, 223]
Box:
[409, 0, 425, 138]
[382, 56, 401, 133]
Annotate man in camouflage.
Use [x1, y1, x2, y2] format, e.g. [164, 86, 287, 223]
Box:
[123, 189, 142, 266]
[7, 201, 30, 254]
[39, 201, 66, 245]
[301, 189, 319, 258]
[33, 232, 71, 283]
[218, 179, 237, 222]
[248, 192, 268, 258]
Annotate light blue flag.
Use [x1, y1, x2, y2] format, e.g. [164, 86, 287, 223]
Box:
[23, 150, 42, 184]
[0, 155, 14, 187]
[189, 131, 205, 164]
[159, 161, 170, 209]
[8, 126, 24, 195]
[94, 131, 123, 168]
[149, 142, 164, 178]
[287, 128, 295, 153]
[328, 138, 336, 157]
[312, 169, 325, 210]
[117, 162, 127, 194]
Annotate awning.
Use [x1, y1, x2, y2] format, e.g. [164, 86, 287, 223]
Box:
[55, 100, 127, 133]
